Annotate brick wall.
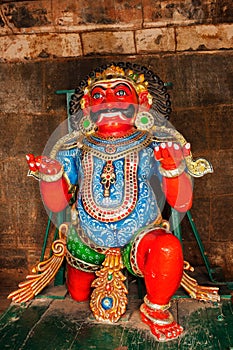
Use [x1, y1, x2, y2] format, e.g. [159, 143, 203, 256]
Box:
[0, 1, 233, 280]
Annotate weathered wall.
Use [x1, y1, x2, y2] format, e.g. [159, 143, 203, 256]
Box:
[0, 1, 233, 281]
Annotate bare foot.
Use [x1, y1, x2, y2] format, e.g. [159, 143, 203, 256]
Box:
[140, 303, 183, 342]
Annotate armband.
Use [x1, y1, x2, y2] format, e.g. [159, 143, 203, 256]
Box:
[158, 161, 185, 178]
[39, 167, 64, 182]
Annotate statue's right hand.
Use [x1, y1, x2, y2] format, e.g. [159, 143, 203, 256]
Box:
[26, 154, 62, 175]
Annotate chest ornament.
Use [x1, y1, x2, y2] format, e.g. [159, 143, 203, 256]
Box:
[82, 130, 152, 161]
[101, 160, 116, 197]
[82, 151, 139, 222]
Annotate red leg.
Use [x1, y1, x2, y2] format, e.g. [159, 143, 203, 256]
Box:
[137, 229, 183, 304]
[136, 229, 184, 341]
[67, 265, 95, 302]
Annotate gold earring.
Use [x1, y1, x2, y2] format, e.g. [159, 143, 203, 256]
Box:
[79, 116, 96, 134]
[135, 111, 154, 131]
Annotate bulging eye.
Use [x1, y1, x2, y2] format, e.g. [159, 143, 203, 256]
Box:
[116, 90, 127, 97]
[93, 92, 103, 99]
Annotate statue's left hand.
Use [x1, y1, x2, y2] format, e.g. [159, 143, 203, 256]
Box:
[26, 154, 62, 175]
[154, 142, 190, 170]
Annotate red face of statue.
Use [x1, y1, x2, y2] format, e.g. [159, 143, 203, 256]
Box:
[85, 79, 139, 135]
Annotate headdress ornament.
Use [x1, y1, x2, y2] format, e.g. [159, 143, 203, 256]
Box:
[83, 65, 149, 95]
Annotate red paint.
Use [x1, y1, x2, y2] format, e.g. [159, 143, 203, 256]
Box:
[163, 173, 193, 212]
[40, 177, 71, 213]
[67, 266, 95, 301]
[83, 80, 142, 137]
[136, 229, 183, 305]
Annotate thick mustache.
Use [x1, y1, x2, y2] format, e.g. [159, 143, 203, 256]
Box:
[90, 105, 136, 122]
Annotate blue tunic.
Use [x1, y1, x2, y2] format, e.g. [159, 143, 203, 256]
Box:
[56, 131, 162, 248]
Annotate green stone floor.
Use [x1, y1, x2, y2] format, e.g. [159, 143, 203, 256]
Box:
[0, 284, 232, 350]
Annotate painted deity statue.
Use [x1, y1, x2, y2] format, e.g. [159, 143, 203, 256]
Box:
[9, 63, 219, 342]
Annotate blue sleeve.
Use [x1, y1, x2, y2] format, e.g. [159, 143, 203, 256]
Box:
[56, 148, 80, 185]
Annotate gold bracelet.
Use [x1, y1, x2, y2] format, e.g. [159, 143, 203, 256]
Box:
[39, 167, 63, 182]
[158, 161, 185, 178]
[140, 304, 174, 325]
[144, 295, 171, 311]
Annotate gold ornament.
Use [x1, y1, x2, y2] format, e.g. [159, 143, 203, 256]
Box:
[152, 126, 213, 178]
[79, 116, 96, 135]
[135, 111, 154, 131]
[83, 65, 149, 96]
[8, 226, 67, 304]
[181, 261, 220, 302]
[90, 248, 128, 323]
[101, 160, 116, 197]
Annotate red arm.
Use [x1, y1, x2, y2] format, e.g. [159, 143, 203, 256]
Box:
[162, 173, 193, 212]
[154, 143, 193, 213]
[40, 177, 71, 213]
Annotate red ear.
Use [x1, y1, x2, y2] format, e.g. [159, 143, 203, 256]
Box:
[138, 91, 151, 111]
[81, 94, 91, 116]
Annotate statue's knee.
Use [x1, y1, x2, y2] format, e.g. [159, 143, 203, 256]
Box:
[146, 233, 183, 275]
[152, 232, 182, 255]
[138, 229, 182, 255]
[137, 229, 183, 273]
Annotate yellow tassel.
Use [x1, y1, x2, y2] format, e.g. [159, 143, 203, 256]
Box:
[8, 227, 67, 304]
[181, 261, 220, 302]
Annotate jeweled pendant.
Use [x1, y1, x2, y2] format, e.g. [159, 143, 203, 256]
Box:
[90, 248, 128, 323]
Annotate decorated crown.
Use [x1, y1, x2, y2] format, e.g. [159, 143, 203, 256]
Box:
[83, 65, 149, 95]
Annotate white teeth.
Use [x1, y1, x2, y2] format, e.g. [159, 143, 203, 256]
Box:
[98, 111, 126, 123]
[103, 112, 121, 117]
